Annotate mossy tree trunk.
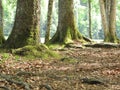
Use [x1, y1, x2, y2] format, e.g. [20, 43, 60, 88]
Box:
[0, 0, 5, 45]
[4, 0, 40, 48]
[45, 0, 54, 43]
[99, 0, 118, 43]
[50, 0, 90, 44]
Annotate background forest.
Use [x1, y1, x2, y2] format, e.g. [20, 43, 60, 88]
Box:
[3, 0, 120, 41]
[0, 0, 120, 90]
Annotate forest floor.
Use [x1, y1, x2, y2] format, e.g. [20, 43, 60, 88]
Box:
[0, 46, 120, 90]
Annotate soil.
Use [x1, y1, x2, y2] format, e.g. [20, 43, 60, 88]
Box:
[0, 47, 120, 90]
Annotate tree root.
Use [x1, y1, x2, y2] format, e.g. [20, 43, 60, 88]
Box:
[39, 84, 53, 90]
[0, 74, 31, 90]
[0, 86, 11, 90]
[84, 43, 120, 48]
[16, 71, 37, 76]
[83, 36, 92, 42]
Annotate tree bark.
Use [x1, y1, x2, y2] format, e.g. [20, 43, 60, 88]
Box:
[99, 0, 118, 43]
[0, 0, 5, 45]
[4, 0, 40, 48]
[50, 0, 90, 44]
[109, 0, 117, 42]
[45, 0, 54, 43]
[88, 0, 92, 39]
[99, 0, 109, 41]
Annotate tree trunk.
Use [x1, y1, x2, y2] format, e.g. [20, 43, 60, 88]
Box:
[109, 0, 117, 42]
[4, 0, 40, 48]
[99, 0, 109, 41]
[50, 0, 90, 44]
[0, 0, 5, 45]
[88, 0, 92, 39]
[45, 0, 54, 43]
[99, 0, 118, 43]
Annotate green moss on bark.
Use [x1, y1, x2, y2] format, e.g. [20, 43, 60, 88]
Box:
[3, 0, 40, 49]
[49, 26, 90, 45]
[48, 0, 91, 45]
[104, 33, 119, 43]
[0, 27, 5, 45]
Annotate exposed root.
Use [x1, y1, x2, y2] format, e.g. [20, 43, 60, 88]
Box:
[39, 84, 53, 90]
[0, 74, 31, 90]
[16, 71, 37, 76]
[84, 43, 120, 48]
[0, 86, 11, 90]
[83, 36, 92, 42]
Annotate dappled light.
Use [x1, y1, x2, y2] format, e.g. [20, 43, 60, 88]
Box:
[0, 0, 120, 90]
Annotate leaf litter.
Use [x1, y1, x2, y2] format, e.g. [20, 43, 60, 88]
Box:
[0, 47, 120, 90]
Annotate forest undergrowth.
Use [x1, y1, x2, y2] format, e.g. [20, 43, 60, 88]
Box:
[0, 46, 120, 90]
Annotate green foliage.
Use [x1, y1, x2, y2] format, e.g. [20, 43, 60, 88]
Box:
[2, 0, 16, 37]
[0, 53, 9, 63]
[1, 53, 9, 60]
[48, 44, 65, 49]
[14, 55, 21, 61]
[116, 1, 120, 38]
[2, 0, 120, 41]
[60, 57, 78, 64]
[40, 0, 58, 38]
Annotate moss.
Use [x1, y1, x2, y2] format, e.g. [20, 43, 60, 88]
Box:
[64, 27, 73, 44]
[47, 43, 65, 49]
[26, 27, 40, 45]
[0, 27, 5, 45]
[4, 27, 40, 49]
[12, 44, 60, 59]
[103, 31, 120, 43]
[104, 34, 119, 43]
[4, 1, 40, 49]
[60, 57, 78, 64]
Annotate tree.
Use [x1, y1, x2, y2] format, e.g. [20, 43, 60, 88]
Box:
[0, 0, 5, 45]
[45, 0, 54, 43]
[50, 0, 90, 44]
[88, 0, 92, 39]
[99, 0, 118, 43]
[4, 0, 40, 48]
